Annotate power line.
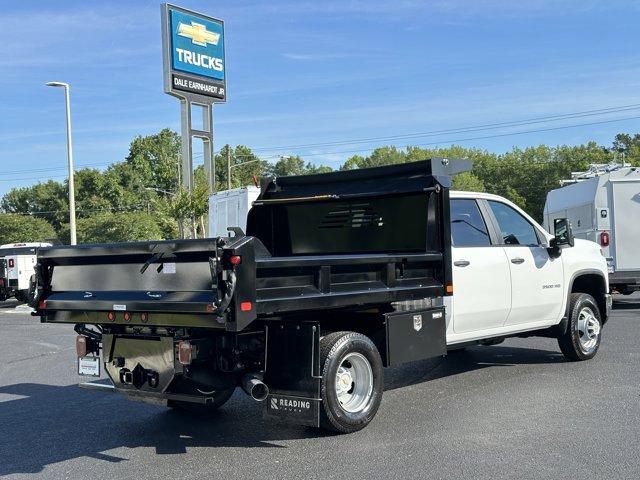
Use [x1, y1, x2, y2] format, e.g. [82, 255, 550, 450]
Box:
[3, 104, 640, 182]
[0, 160, 113, 177]
[289, 114, 640, 159]
[246, 103, 640, 152]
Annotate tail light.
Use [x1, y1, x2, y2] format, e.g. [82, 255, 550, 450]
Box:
[600, 232, 610, 247]
[76, 335, 87, 358]
[178, 341, 193, 365]
[38, 299, 47, 310]
[229, 255, 242, 266]
[8, 259, 14, 268]
[123, 312, 132, 322]
[140, 312, 149, 323]
[107, 311, 115, 322]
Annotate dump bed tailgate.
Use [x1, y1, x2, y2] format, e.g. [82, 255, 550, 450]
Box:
[36, 239, 221, 315]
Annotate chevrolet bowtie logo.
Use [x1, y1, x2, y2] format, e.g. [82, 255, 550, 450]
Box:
[177, 21, 220, 47]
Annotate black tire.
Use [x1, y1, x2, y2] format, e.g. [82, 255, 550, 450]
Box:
[167, 387, 235, 415]
[447, 346, 467, 354]
[319, 331, 383, 433]
[558, 293, 602, 361]
[14, 291, 27, 304]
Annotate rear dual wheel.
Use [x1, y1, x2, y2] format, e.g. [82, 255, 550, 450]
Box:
[319, 331, 383, 433]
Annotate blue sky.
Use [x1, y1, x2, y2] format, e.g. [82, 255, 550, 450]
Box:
[1, 0, 639, 196]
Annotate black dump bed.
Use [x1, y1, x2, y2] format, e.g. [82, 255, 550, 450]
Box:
[33, 158, 468, 331]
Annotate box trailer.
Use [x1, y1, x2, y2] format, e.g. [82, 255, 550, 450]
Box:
[544, 165, 640, 293]
[208, 186, 260, 238]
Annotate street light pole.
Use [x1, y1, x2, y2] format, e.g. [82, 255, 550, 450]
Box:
[227, 144, 232, 190]
[46, 81, 77, 245]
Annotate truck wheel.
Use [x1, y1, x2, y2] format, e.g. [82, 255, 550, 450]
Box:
[558, 293, 602, 361]
[14, 291, 27, 304]
[167, 387, 235, 415]
[319, 331, 383, 433]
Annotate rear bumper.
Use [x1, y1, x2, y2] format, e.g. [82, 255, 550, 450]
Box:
[79, 379, 219, 405]
[609, 270, 640, 286]
[605, 293, 612, 320]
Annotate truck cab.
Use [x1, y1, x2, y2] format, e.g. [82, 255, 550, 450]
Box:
[449, 191, 610, 354]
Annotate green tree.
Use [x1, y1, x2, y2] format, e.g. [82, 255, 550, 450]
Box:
[272, 155, 332, 176]
[60, 212, 165, 244]
[125, 128, 181, 194]
[452, 172, 485, 192]
[273, 155, 307, 176]
[0, 214, 57, 244]
[1, 180, 68, 229]
[341, 146, 405, 170]
[213, 144, 270, 191]
[612, 133, 640, 165]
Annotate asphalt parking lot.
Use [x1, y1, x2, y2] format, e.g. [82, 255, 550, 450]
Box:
[1, 295, 639, 480]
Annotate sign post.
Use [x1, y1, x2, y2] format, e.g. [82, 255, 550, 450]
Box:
[161, 3, 226, 201]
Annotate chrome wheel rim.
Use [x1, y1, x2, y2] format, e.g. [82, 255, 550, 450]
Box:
[577, 306, 600, 352]
[335, 352, 373, 413]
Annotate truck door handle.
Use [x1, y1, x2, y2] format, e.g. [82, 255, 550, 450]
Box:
[454, 260, 470, 267]
[511, 257, 525, 264]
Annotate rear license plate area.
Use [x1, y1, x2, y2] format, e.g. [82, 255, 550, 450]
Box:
[78, 355, 101, 377]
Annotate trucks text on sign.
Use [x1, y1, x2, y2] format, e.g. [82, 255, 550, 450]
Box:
[162, 4, 226, 101]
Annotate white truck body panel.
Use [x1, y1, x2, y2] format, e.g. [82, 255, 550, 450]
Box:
[543, 167, 640, 287]
[0, 242, 52, 291]
[609, 180, 640, 272]
[450, 245, 511, 333]
[446, 191, 607, 345]
[208, 186, 261, 238]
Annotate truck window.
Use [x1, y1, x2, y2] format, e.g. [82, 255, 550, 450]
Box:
[450, 199, 491, 247]
[488, 201, 539, 246]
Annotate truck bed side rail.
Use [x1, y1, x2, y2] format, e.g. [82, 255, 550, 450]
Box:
[254, 252, 443, 315]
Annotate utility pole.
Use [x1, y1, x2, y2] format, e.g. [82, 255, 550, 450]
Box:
[46, 81, 77, 245]
[227, 144, 232, 190]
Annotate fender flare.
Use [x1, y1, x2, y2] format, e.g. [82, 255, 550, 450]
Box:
[557, 269, 608, 334]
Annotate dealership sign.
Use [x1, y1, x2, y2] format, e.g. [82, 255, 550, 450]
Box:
[162, 3, 226, 101]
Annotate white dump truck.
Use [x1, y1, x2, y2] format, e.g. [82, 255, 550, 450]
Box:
[544, 164, 640, 294]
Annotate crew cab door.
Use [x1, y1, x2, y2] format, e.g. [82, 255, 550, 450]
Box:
[450, 199, 512, 334]
[485, 200, 564, 326]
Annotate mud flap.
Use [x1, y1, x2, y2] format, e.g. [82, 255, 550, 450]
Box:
[263, 321, 321, 427]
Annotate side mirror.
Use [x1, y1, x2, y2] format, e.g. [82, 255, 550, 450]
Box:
[553, 218, 574, 247]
